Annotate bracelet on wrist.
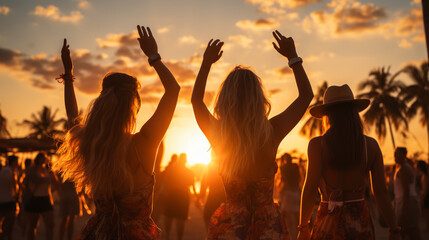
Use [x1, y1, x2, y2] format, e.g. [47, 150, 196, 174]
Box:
[148, 53, 161, 66]
[288, 57, 303, 68]
[56, 74, 75, 84]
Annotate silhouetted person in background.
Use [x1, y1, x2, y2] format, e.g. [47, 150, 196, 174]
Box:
[18, 158, 32, 237]
[199, 160, 226, 229]
[25, 153, 56, 240]
[0, 155, 18, 240]
[53, 25, 180, 239]
[416, 160, 429, 231]
[394, 147, 422, 240]
[163, 153, 195, 240]
[299, 85, 399, 240]
[58, 177, 80, 240]
[192, 31, 313, 239]
[279, 153, 301, 240]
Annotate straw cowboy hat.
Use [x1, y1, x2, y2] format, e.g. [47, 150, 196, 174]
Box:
[309, 84, 370, 118]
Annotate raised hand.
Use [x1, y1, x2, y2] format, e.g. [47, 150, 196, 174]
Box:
[202, 39, 224, 65]
[272, 30, 298, 60]
[61, 38, 73, 74]
[137, 25, 158, 57]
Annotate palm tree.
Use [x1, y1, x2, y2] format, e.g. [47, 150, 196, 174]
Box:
[0, 110, 11, 138]
[357, 67, 408, 149]
[299, 81, 328, 139]
[401, 62, 429, 160]
[22, 106, 66, 139]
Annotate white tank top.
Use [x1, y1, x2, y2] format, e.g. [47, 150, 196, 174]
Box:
[394, 163, 417, 200]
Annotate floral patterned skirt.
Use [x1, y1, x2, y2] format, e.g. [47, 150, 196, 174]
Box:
[207, 201, 290, 240]
[311, 200, 374, 240]
[76, 213, 161, 240]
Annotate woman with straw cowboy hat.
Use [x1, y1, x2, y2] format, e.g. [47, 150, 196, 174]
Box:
[298, 84, 400, 240]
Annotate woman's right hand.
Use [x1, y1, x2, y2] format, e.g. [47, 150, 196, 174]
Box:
[61, 38, 73, 74]
[202, 39, 224, 65]
[137, 25, 158, 57]
[272, 30, 298, 60]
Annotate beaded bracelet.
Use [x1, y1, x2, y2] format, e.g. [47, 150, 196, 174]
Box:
[56, 74, 75, 84]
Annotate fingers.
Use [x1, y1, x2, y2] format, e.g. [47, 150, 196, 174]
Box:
[272, 31, 281, 43]
[217, 41, 224, 48]
[207, 39, 213, 47]
[137, 25, 143, 38]
[147, 27, 153, 38]
[63, 38, 67, 47]
[142, 26, 148, 37]
[212, 39, 220, 46]
[272, 42, 280, 52]
[217, 51, 223, 60]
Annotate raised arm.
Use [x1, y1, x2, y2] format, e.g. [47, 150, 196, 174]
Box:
[136, 26, 180, 147]
[298, 137, 322, 240]
[368, 137, 400, 239]
[269, 31, 313, 146]
[191, 39, 224, 142]
[60, 39, 79, 128]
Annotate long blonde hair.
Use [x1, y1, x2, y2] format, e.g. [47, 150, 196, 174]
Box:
[213, 66, 272, 180]
[54, 72, 141, 198]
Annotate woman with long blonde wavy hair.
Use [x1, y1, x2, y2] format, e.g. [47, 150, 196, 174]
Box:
[53, 25, 180, 240]
[191, 31, 313, 239]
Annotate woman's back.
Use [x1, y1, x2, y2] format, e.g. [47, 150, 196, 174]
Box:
[317, 135, 372, 202]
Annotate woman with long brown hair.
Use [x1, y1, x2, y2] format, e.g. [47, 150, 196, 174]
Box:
[53, 25, 180, 239]
[298, 85, 400, 240]
[192, 31, 313, 239]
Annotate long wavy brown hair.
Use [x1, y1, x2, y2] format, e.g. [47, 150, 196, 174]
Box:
[323, 103, 364, 170]
[54, 72, 141, 198]
[213, 66, 272, 180]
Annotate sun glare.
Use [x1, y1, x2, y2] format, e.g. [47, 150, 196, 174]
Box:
[164, 125, 213, 167]
[183, 138, 212, 166]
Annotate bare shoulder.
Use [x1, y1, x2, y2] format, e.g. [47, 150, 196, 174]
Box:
[364, 135, 382, 169]
[308, 136, 323, 148]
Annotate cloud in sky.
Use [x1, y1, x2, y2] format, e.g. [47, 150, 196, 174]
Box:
[77, 0, 91, 10]
[302, 0, 387, 36]
[0, 6, 10, 15]
[0, 29, 200, 104]
[394, 8, 424, 41]
[179, 35, 198, 44]
[157, 27, 170, 34]
[228, 35, 254, 48]
[236, 18, 279, 31]
[32, 5, 84, 24]
[246, 0, 323, 13]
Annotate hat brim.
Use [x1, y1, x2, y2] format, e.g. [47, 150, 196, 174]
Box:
[309, 99, 370, 118]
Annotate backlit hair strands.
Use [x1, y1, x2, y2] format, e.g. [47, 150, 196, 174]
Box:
[54, 72, 141, 199]
[213, 66, 272, 180]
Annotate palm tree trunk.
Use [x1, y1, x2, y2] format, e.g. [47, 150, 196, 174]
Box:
[422, 0, 429, 60]
[386, 115, 396, 150]
[427, 122, 429, 163]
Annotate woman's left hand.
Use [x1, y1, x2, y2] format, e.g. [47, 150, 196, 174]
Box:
[137, 25, 158, 57]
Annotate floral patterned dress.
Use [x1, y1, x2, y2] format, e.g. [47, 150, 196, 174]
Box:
[76, 175, 161, 240]
[311, 137, 374, 240]
[207, 173, 289, 240]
